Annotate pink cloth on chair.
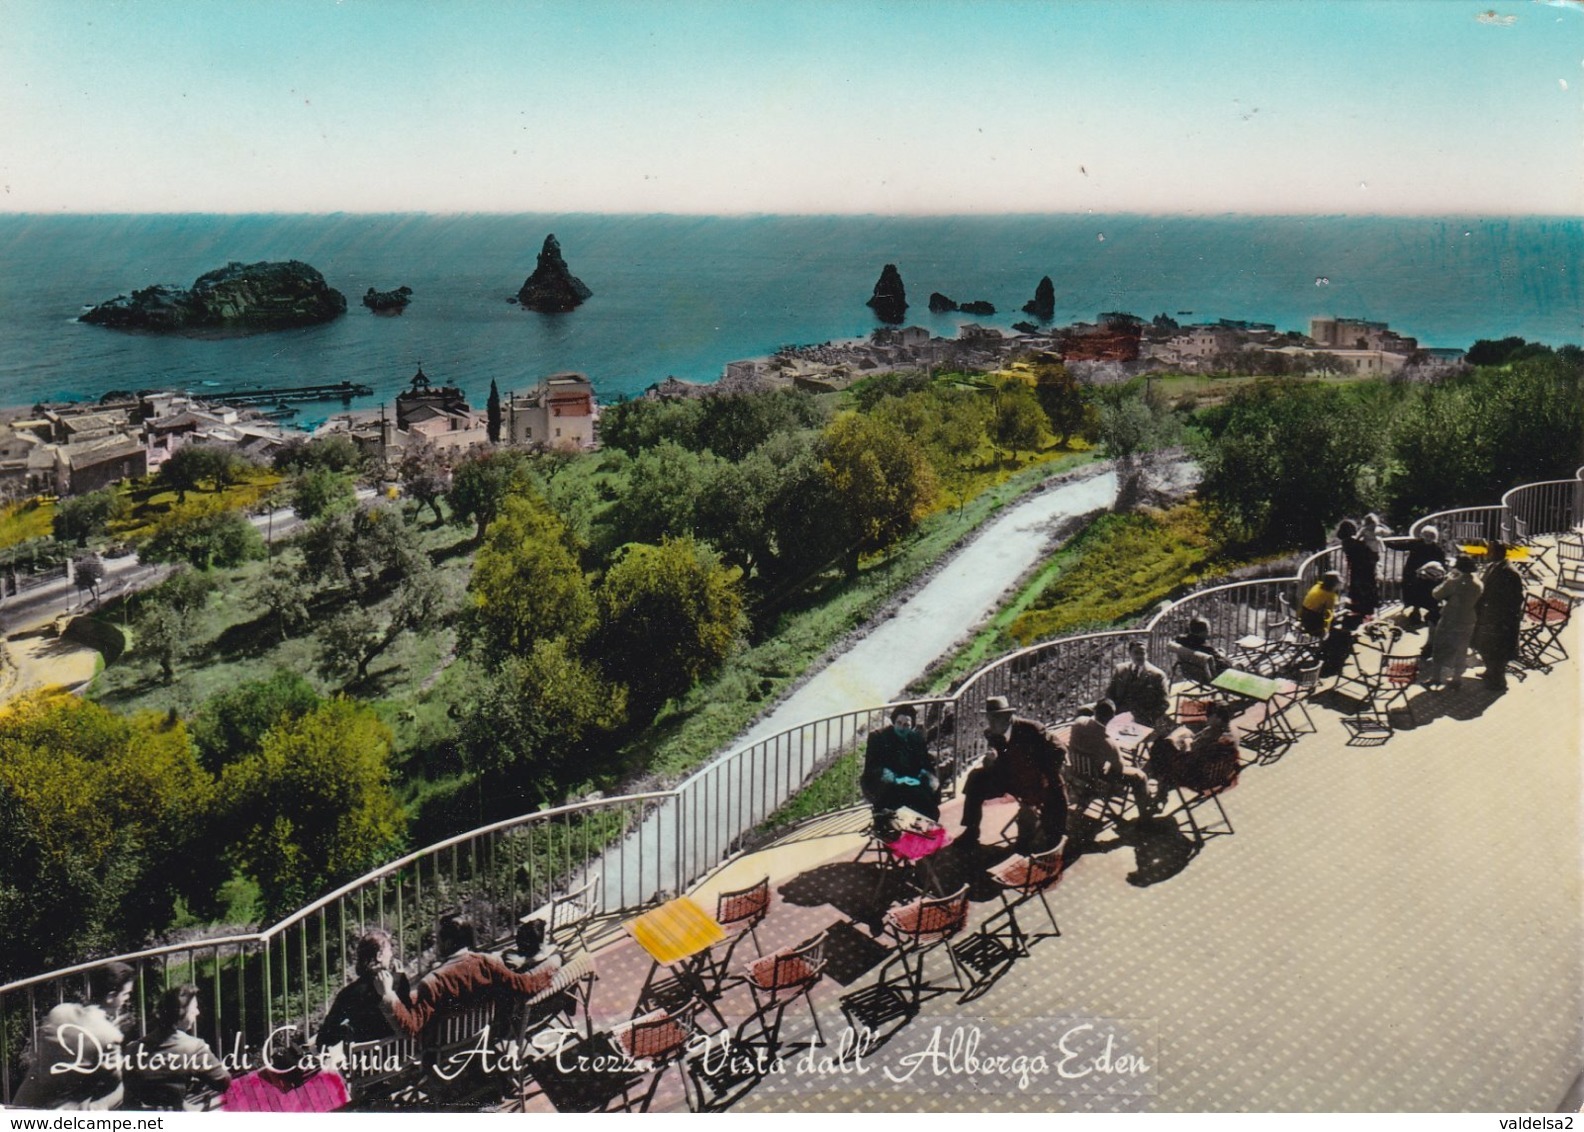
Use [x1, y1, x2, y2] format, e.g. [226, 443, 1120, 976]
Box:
[221, 1068, 350, 1113]
[885, 826, 949, 861]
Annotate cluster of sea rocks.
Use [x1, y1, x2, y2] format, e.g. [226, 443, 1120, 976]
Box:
[79, 234, 593, 335]
[868, 264, 1057, 325]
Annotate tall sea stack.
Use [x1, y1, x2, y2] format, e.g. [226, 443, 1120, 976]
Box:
[867, 264, 908, 324]
[516, 234, 592, 313]
[1022, 275, 1056, 321]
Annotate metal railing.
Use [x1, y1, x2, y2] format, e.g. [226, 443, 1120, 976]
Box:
[6, 463, 1584, 1102]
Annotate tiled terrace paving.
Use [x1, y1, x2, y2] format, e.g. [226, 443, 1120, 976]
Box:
[511, 614, 1581, 1114]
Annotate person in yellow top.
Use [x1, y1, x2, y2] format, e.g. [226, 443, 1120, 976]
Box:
[1299, 571, 1344, 637]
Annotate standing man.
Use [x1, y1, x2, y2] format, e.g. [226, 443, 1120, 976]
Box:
[960, 695, 1068, 852]
[1104, 640, 1171, 728]
[861, 704, 940, 820]
[1472, 541, 1524, 692]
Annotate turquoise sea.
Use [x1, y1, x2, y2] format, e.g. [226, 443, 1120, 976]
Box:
[0, 213, 1579, 418]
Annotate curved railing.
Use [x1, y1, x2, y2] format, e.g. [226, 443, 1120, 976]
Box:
[5, 463, 1583, 1102]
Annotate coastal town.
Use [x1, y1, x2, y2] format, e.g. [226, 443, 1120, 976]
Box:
[0, 310, 1460, 505]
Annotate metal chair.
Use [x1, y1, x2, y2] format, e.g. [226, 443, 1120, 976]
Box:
[1516, 587, 1574, 673]
[697, 877, 770, 995]
[548, 876, 602, 950]
[1267, 658, 1321, 739]
[609, 1003, 703, 1113]
[1163, 740, 1240, 844]
[879, 884, 971, 1002]
[1557, 533, 1584, 594]
[984, 836, 1067, 956]
[736, 931, 827, 1056]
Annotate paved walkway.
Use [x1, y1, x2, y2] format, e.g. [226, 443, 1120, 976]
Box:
[736, 466, 1120, 744]
[537, 615, 1581, 1113]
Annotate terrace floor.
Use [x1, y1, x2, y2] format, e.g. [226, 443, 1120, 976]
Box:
[508, 613, 1582, 1114]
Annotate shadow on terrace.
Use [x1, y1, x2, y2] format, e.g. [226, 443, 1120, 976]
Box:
[3, 475, 1582, 1114]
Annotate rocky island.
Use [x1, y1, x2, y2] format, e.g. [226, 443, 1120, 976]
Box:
[514, 234, 592, 313]
[363, 285, 414, 314]
[80, 260, 346, 335]
[928, 292, 994, 315]
[867, 264, 908, 323]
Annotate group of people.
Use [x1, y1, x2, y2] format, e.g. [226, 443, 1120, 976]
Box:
[860, 638, 1241, 858]
[1304, 520, 1527, 692]
[12, 964, 232, 1112]
[12, 911, 569, 1113]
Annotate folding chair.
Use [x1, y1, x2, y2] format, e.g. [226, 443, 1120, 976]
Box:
[1062, 759, 1143, 830]
[879, 885, 971, 1002]
[1516, 587, 1574, 673]
[1165, 748, 1239, 845]
[609, 1003, 703, 1113]
[736, 931, 827, 1056]
[1507, 516, 1555, 583]
[983, 836, 1067, 956]
[548, 876, 602, 950]
[697, 877, 770, 995]
[1266, 658, 1322, 739]
[1557, 533, 1584, 595]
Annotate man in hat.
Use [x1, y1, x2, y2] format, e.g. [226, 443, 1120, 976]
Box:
[861, 703, 940, 820]
[959, 695, 1068, 851]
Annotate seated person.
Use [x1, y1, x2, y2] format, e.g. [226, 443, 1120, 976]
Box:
[376, 912, 558, 1054]
[1065, 698, 1156, 816]
[1104, 640, 1171, 728]
[1171, 617, 1228, 684]
[861, 704, 940, 822]
[960, 695, 1067, 851]
[1147, 702, 1242, 801]
[1299, 572, 1344, 637]
[502, 917, 578, 1033]
[317, 928, 412, 1053]
[13, 962, 135, 1110]
[124, 985, 233, 1112]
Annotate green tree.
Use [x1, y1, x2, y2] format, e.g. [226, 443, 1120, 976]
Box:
[459, 641, 627, 805]
[315, 558, 447, 684]
[398, 440, 451, 525]
[72, 555, 105, 604]
[291, 466, 356, 521]
[138, 604, 185, 681]
[819, 413, 939, 574]
[1195, 381, 1387, 548]
[448, 449, 535, 541]
[149, 565, 217, 615]
[463, 491, 595, 666]
[992, 378, 1051, 460]
[487, 379, 503, 444]
[1031, 355, 1093, 446]
[219, 699, 404, 916]
[53, 489, 123, 547]
[273, 434, 364, 475]
[298, 505, 423, 599]
[609, 441, 721, 545]
[592, 537, 745, 720]
[598, 396, 707, 455]
[252, 571, 312, 643]
[139, 502, 265, 570]
[0, 692, 214, 978]
[160, 444, 248, 503]
[189, 669, 323, 774]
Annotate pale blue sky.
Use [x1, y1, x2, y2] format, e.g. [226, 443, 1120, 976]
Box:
[2, 0, 1580, 214]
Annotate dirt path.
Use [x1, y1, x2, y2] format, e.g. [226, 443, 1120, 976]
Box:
[3, 630, 101, 698]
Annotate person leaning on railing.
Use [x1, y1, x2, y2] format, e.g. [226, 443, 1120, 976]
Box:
[374, 912, 558, 1046]
[12, 962, 135, 1110]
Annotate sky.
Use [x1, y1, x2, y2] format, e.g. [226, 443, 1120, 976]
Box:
[2, 0, 1581, 215]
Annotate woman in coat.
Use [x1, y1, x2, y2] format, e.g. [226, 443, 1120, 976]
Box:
[1428, 555, 1482, 688]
